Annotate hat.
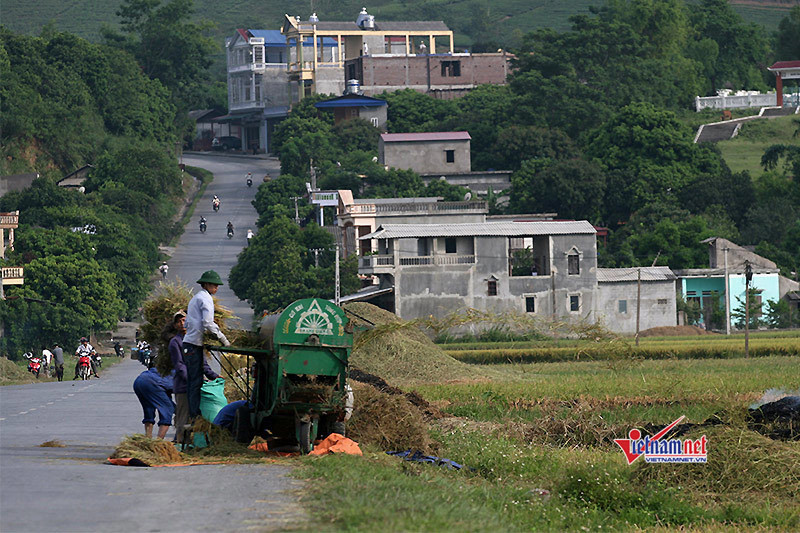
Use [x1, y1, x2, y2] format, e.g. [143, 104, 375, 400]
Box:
[196, 270, 223, 285]
[173, 310, 186, 322]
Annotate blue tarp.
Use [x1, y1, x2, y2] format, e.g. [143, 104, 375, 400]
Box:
[387, 450, 464, 470]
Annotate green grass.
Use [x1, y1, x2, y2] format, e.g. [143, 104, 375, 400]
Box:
[295, 354, 800, 531]
[717, 114, 800, 176]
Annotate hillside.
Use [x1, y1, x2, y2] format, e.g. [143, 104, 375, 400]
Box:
[3, 0, 795, 53]
[717, 114, 800, 176]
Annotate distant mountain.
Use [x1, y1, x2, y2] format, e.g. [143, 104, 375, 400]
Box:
[3, 0, 795, 53]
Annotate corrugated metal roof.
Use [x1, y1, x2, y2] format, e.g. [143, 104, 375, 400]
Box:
[360, 221, 596, 239]
[597, 267, 676, 283]
[769, 61, 800, 70]
[374, 21, 450, 31]
[381, 131, 471, 143]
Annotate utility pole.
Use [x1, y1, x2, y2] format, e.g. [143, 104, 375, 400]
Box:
[744, 260, 752, 358]
[290, 196, 302, 225]
[723, 247, 731, 335]
[334, 243, 340, 305]
[635, 267, 641, 346]
[310, 248, 324, 268]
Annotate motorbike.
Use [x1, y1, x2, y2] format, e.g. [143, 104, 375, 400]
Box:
[199, 220, 207, 233]
[27, 357, 42, 378]
[212, 200, 220, 212]
[137, 347, 152, 368]
[114, 342, 124, 358]
[77, 355, 92, 380]
[227, 227, 234, 239]
[246, 177, 253, 187]
[92, 351, 102, 369]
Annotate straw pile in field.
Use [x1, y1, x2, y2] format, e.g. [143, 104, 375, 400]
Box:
[346, 383, 436, 453]
[344, 303, 476, 386]
[635, 425, 800, 503]
[638, 325, 717, 337]
[110, 434, 182, 465]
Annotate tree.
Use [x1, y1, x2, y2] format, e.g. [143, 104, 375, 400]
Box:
[509, 158, 606, 221]
[103, 0, 217, 111]
[584, 103, 723, 224]
[381, 89, 458, 133]
[491, 125, 578, 171]
[732, 287, 764, 330]
[776, 6, 800, 61]
[765, 299, 796, 329]
[333, 119, 380, 153]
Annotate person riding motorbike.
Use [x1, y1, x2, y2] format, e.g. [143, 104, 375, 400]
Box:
[199, 216, 207, 233]
[227, 221, 234, 238]
[74, 337, 100, 379]
[212, 196, 220, 212]
[246, 173, 253, 187]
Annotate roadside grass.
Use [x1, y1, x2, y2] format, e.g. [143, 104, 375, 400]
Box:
[0, 355, 124, 386]
[168, 165, 213, 247]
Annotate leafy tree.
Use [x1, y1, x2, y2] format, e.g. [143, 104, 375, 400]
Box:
[584, 103, 723, 224]
[509, 158, 606, 221]
[491, 125, 578, 171]
[333, 119, 380, 153]
[761, 144, 800, 181]
[678, 169, 755, 226]
[776, 6, 800, 61]
[381, 89, 458, 133]
[423, 178, 470, 202]
[252, 173, 310, 228]
[732, 287, 764, 330]
[103, 0, 217, 111]
[765, 298, 796, 329]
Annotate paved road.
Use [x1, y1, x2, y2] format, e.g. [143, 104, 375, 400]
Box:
[165, 153, 280, 329]
[0, 154, 307, 533]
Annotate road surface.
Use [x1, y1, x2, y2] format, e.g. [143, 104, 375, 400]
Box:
[0, 154, 306, 533]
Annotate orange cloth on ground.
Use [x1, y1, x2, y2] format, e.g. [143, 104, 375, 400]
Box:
[248, 442, 270, 452]
[308, 433, 362, 456]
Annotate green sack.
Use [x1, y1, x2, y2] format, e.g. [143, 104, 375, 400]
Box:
[199, 378, 228, 423]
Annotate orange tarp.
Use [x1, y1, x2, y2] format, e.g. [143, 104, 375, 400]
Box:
[308, 433, 362, 456]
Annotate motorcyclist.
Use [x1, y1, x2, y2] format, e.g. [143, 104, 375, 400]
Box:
[246, 172, 253, 187]
[227, 221, 234, 236]
[212, 196, 220, 211]
[159, 262, 169, 280]
[199, 216, 207, 232]
[74, 337, 100, 379]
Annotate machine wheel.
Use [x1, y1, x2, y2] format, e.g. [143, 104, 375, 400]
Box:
[233, 405, 254, 444]
[298, 421, 312, 454]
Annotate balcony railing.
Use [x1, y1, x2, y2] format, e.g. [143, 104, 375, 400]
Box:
[1, 266, 24, 284]
[0, 212, 19, 227]
[360, 254, 476, 268]
[345, 201, 486, 215]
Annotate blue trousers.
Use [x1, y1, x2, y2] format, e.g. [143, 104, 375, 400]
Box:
[133, 377, 174, 426]
[184, 343, 204, 419]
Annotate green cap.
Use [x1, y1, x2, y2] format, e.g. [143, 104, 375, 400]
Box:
[196, 270, 224, 286]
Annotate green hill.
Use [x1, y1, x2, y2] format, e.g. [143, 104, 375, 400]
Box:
[718, 114, 800, 176]
[2, 0, 794, 52]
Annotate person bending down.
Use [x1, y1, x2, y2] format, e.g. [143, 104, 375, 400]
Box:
[133, 367, 175, 439]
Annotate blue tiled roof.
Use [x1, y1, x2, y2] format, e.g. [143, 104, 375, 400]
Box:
[247, 29, 338, 48]
[315, 95, 388, 108]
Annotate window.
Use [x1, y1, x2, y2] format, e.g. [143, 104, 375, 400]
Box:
[569, 295, 580, 312]
[618, 300, 627, 313]
[253, 45, 264, 64]
[525, 297, 535, 313]
[445, 150, 455, 163]
[753, 294, 763, 317]
[445, 237, 457, 254]
[657, 298, 668, 305]
[568, 252, 580, 275]
[441, 60, 461, 77]
[488, 280, 497, 296]
[370, 117, 379, 127]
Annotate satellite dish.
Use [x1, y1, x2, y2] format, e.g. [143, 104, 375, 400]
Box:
[464, 192, 472, 201]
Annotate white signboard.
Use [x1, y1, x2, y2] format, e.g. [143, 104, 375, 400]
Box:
[312, 191, 339, 206]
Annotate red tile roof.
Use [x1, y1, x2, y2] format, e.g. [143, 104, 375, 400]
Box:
[769, 61, 800, 70]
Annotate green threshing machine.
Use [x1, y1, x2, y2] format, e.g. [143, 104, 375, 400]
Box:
[209, 298, 353, 453]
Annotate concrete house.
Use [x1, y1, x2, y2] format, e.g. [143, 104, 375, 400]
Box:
[674, 237, 798, 329]
[379, 132, 511, 195]
[596, 267, 678, 334]
[358, 220, 598, 320]
[335, 190, 488, 256]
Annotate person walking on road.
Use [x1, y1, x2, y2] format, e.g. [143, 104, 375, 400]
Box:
[133, 367, 175, 439]
[183, 271, 229, 423]
[52, 343, 64, 381]
[169, 310, 219, 443]
[159, 262, 169, 280]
